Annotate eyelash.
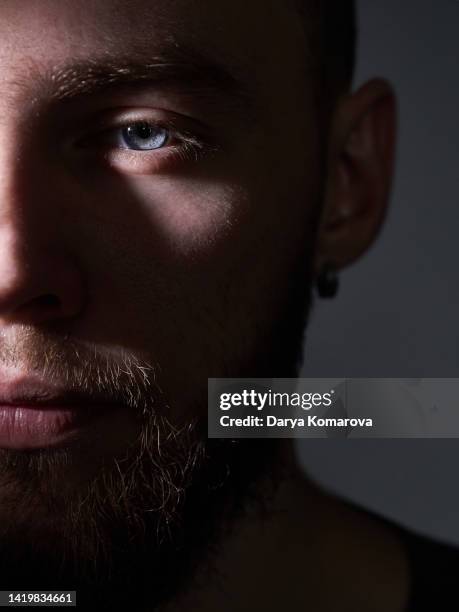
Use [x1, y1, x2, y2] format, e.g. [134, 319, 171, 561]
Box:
[78, 117, 216, 175]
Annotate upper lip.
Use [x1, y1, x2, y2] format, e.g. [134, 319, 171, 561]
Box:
[0, 371, 106, 408]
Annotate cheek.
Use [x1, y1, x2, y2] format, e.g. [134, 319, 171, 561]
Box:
[69, 173, 253, 343]
[122, 176, 248, 261]
[77, 177, 253, 397]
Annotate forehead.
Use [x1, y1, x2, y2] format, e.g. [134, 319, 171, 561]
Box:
[0, 0, 307, 84]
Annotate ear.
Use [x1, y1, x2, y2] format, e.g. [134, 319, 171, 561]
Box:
[314, 79, 397, 275]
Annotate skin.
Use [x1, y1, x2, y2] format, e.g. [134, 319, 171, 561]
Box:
[0, 0, 406, 610]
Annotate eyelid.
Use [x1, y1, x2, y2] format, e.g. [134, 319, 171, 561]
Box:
[77, 117, 202, 152]
[76, 116, 228, 179]
[72, 108, 222, 175]
[77, 107, 215, 147]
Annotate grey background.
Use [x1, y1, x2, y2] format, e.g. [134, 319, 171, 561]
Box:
[298, 0, 459, 544]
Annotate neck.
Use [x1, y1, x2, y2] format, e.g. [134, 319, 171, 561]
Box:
[163, 441, 410, 612]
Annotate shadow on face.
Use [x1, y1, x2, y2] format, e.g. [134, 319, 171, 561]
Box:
[0, 0, 396, 608]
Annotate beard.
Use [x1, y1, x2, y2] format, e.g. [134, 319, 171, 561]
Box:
[0, 418, 283, 611]
[0, 335, 281, 610]
[0, 233, 316, 611]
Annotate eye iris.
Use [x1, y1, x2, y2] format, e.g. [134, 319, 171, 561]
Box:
[122, 123, 168, 150]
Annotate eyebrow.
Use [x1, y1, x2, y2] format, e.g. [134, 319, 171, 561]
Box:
[45, 46, 256, 120]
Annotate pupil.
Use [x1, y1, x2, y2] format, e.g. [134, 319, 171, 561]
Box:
[132, 123, 152, 140]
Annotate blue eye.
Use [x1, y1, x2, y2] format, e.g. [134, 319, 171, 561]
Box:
[118, 122, 169, 151]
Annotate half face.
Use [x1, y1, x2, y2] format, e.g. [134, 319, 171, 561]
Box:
[0, 0, 321, 469]
[0, 0, 321, 410]
[0, 0, 323, 607]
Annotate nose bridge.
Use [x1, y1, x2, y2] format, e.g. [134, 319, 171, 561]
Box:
[0, 117, 37, 253]
[0, 95, 42, 225]
[0, 103, 86, 325]
[0, 120, 49, 266]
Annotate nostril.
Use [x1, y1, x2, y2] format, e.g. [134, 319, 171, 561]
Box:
[11, 294, 63, 325]
[0, 254, 85, 324]
[34, 294, 61, 309]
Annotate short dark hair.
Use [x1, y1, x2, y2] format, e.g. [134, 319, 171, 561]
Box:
[298, 0, 357, 102]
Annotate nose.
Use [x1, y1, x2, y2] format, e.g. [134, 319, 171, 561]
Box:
[0, 229, 85, 325]
[0, 175, 85, 328]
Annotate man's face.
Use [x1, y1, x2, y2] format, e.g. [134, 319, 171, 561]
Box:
[0, 0, 322, 607]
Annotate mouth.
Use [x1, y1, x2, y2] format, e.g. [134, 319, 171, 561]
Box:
[0, 373, 119, 450]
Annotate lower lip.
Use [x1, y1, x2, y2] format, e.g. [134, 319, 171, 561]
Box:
[0, 405, 100, 450]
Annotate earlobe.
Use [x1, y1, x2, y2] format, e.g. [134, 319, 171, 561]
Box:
[314, 79, 397, 275]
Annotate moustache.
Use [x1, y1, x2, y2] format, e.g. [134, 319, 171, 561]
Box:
[0, 325, 162, 415]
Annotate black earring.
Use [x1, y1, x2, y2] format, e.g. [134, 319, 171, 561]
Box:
[316, 262, 339, 299]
